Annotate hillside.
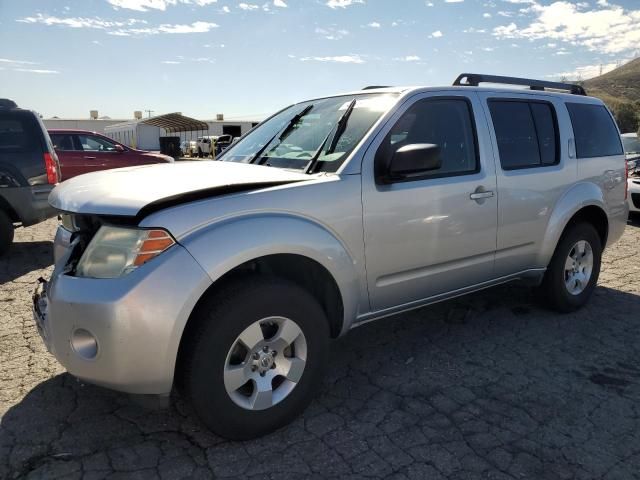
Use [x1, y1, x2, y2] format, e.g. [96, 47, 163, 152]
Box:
[580, 58, 640, 133]
[583, 57, 640, 103]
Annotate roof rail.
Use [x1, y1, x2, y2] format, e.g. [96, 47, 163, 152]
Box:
[453, 73, 587, 96]
[362, 85, 392, 90]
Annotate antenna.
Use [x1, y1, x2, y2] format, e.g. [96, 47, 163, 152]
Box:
[145, 109, 154, 118]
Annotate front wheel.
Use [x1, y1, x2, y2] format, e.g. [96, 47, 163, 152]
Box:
[181, 277, 330, 439]
[539, 222, 602, 312]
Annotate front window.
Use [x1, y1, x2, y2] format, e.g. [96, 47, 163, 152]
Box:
[219, 93, 398, 173]
[78, 134, 119, 152]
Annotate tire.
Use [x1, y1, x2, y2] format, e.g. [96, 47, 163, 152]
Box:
[539, 222, 602, 312]
[198, 148, 203, 158]
[0, 210, 14, 256]
[181, 276, 330, 440]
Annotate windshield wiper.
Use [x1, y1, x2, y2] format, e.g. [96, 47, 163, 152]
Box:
[248, 104, 314, 165]
[304, 99, 356, 174]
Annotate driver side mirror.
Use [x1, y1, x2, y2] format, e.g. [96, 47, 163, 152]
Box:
[377, 143, 442, 184]
[114, 144, 125, 153]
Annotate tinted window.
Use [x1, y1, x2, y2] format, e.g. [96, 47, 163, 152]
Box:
[0, 113, 38, 153]
[566, 103, 623, 158]
[489, 100, 558, 169]
[50, 134, 75, 151]
[380, 98, 478, 178]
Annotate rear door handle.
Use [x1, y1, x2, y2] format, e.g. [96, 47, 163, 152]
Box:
[470, 191, 494, 200]
[84, 156, 96, 160]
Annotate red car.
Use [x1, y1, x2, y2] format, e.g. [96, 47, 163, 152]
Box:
[49, 129, 174, 181]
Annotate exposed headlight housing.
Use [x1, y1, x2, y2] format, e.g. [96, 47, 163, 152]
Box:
[76, 226, 175, 279]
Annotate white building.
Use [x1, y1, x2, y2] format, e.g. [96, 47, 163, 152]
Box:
[43, 118, 130, 134]
[104, 114, 258, 151]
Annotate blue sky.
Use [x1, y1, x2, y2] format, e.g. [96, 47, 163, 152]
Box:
[1, 0, 638, 120]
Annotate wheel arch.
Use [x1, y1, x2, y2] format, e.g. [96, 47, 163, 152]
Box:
[538, 182, 609, 267]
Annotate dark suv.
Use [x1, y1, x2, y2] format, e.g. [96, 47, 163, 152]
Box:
[0, 99, 60, 254]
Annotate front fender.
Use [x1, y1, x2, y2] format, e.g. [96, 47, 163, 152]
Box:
[180, 213, 361, 335]
[537, 182, 606, 267]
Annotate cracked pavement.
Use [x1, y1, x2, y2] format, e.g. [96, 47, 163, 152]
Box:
[2, 217, 640, 479]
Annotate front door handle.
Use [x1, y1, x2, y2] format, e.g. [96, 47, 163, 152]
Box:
[470, 191, 494, 200]
[84, 156, 96, 160]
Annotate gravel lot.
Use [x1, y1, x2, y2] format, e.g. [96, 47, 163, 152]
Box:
[1, 217, 640, 479]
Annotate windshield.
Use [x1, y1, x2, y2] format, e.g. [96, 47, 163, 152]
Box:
[219, 93, 398, 172]
[623, 136, 640, 154]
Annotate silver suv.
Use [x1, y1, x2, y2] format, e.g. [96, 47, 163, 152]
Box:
[34, 74, 628, 439]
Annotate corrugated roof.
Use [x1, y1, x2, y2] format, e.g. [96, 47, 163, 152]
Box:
[141, 112, 209, 133]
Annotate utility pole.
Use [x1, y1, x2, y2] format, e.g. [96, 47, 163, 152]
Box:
[145, 109, 154, 118]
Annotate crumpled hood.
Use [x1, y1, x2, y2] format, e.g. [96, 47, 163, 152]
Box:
[49, 161, 310, 217]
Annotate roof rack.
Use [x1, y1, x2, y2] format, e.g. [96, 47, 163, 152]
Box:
[362, 85, 392, 90]
[453, 73, 587, 96]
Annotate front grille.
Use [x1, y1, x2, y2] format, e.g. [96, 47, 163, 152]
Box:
[632, 193, 640, 209]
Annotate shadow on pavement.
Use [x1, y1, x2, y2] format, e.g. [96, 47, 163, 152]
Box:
[0, 241, 53, 285]
[2, 283, 640, 478]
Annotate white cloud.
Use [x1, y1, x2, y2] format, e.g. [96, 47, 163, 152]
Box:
[430, 30, 443, 37]
[315, 26, 349, 40]
[300, 55, 365, 64]
[551, 61, 624, 80]
[162, 60, 181, 64]
[483, 12, 491, 17]
[18, 14, 147, 30]
[493, 1, 640, 54]
[107, 0, 217, 11]
[273, 0, 287, 7]
[367, 21, 381, 28]
[0, 58, 38, 65]
[238, 3, 259, 10]
[445, 0, 464, 2]
[395, 55, 421, 62]
[326, 0, 364, 9]
[221, 5, 230, 12]
[13, 68, 60, 74]
[18, 14, 217, 35]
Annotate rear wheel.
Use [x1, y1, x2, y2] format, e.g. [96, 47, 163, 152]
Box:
[181, 277, 330, 439]
[198, 148, 203, 158]
[0, 210, 14, 256]
[540, 222, 602, 312]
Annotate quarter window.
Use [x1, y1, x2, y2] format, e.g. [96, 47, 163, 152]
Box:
[489, 100, 559, 170]
[379, 98, 479, 178]
[566, 103, 623, 158]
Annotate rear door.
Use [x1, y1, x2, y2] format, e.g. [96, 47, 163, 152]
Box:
[478, 92, 575, 275]
[50, 133, 86, 180]
[361, 91, 498, 311]
[0, 111, 46, 187]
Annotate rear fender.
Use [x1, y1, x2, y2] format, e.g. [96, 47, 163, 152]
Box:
[537, 182, 606, 267]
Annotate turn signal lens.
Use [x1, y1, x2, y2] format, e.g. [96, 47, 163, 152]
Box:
[76, 226, 175, 278]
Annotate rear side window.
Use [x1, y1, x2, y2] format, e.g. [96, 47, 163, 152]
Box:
[566, 103, 623, 158]
[488, 100, 559, 170]
[0, 113, 39, 153]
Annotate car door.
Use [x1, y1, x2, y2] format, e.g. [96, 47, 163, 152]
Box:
[76, 133, 129, 173]
[50, 133, 86, 180]
[362, 92, 498, 312]
[477, 92, 575, 276]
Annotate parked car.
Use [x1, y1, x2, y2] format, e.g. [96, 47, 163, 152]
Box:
[180, 140, 197, 157]
[0, 99, 60, 254]
[623, 133, 640, 214]
[49, 129, 174, 181]
[35, 74, 628, 439]
[196, 135, 233, 158]
[214, 134, 234, 157]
